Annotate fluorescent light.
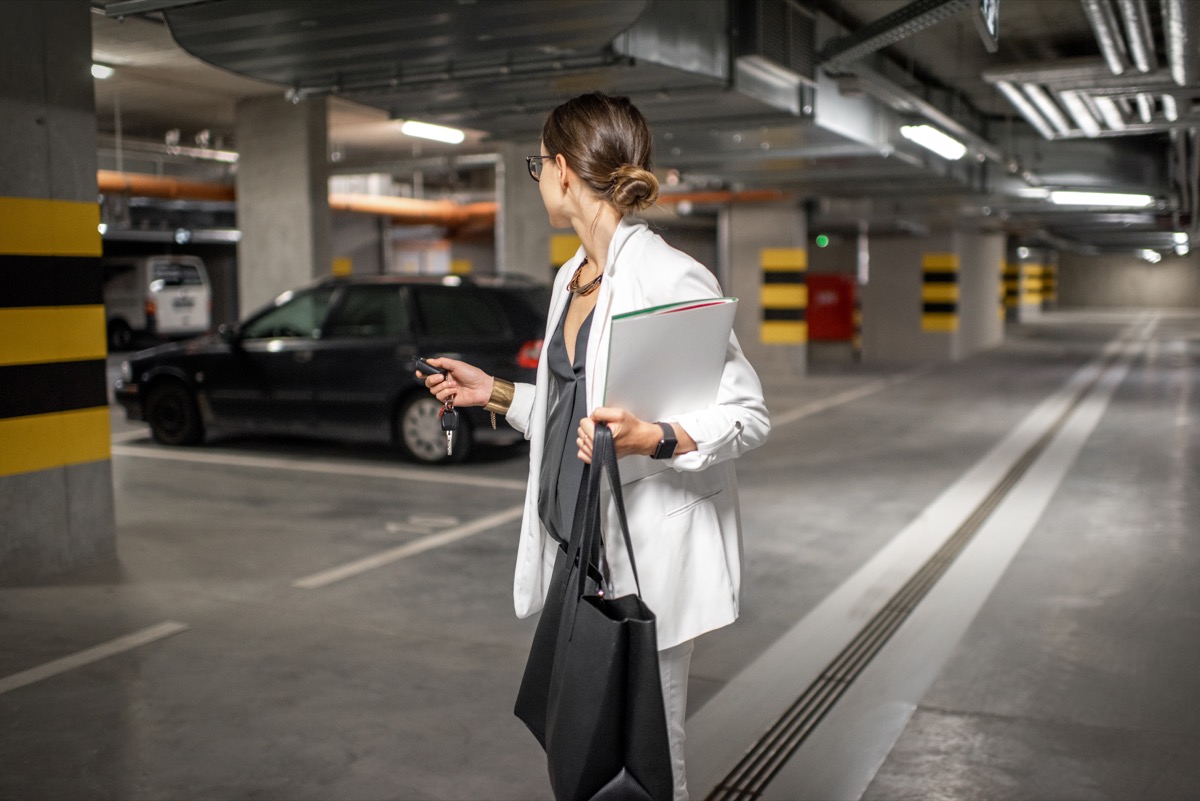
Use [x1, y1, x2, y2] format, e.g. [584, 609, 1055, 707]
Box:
[899, 125, 967, 160]
[1049, 190, 1154, 207]
[1176, 244, 1190, 256]
[1173, 231, 1189, 244]
[399, 120, 465, 145]
[1139, 249, 1162, 263]
[91, 64, 114, 80]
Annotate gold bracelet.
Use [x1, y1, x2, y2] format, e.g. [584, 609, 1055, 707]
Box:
[484, 377, 515, 415]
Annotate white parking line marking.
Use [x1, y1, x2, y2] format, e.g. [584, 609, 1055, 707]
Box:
[293, 504, 525, 589]
[772, 367, 931, 428]
[0, 621, 189, 696]
[110, 445, 527, 491]
[110, 429, 149, 443]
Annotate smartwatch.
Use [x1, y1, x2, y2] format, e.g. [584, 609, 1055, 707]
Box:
[651, 422, 677, 460]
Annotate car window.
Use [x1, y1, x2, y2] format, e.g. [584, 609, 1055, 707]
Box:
[152, 262, 205, 286]
[240, 286, 334, 340]
[323, 285, 413, 339]
[414, 288, 510, 337]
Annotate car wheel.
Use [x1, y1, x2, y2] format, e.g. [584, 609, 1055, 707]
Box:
[108, 319, 133, 351]
[145, 380, 205, 446]
[396, 394, 470, 464]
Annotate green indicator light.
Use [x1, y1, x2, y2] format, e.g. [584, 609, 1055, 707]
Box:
[815, 234, 830, 248]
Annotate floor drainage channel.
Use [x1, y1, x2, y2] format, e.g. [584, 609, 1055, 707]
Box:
[705, 352, 1124, 801]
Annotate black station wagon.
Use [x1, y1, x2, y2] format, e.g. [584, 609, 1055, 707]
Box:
[114, 274, 549, 463]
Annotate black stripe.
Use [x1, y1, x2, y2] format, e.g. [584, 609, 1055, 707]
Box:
[0, 255, 103, 308]
[0, 360, 108, 419]
[922, 271, 958, 284]
[922, 302, 958, 315]
[763, 308, 806, 322]
[762, 271, 807, 285]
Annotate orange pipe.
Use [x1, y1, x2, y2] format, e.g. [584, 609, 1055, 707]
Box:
[658, 189, 787, 204]
[327, 192, 496, 229]
[97, 170, 236, 202]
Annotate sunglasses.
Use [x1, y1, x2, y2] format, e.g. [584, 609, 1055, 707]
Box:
[526, 155, 553, 182]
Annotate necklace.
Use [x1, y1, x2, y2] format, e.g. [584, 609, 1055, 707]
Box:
[567, 257, 603, 296]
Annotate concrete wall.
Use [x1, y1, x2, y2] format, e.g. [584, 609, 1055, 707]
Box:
[0, 1, 116, 582]
[331, 212, 384, 276]
[1058, 251, 1200, 308]
[864, 235, 953, 363]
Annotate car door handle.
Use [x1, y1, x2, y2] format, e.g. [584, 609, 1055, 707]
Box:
[294, 350, 313, 363]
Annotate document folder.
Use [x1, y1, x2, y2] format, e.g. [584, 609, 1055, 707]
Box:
[603, 297, 738, 481]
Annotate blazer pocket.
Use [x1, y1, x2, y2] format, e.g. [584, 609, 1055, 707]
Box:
[666, 488, 723, 519]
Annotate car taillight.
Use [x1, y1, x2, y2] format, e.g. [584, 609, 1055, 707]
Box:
[516, 339, 542, 369]
[145, 297, 156, 317]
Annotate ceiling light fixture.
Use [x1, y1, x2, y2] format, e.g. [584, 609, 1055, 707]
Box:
[1138, 249, 1162, 264]
[899, 124, 967, 161]
[91, 64, 114, 80]
[399, 120, 465, 145]
[1049, 190, 1154, 207]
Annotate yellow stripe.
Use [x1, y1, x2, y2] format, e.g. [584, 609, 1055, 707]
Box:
[0, 197, 101, 257]
[922, 314, 959, 333]
[921, 285, 959, 302]
[761, 284, 808, 308]
[550, 234, 582, 265]
[450, 259, 472, 275]
[331, 257, 352, 276]
[922, 253, 959, 271]
[761, 320, 808, 344]
[760, 248, 807, 270]
[0, 408, 111, 477]
[0, 306, 107, 367]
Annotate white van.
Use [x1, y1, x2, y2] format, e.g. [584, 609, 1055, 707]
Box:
[103, 255, 212, 349]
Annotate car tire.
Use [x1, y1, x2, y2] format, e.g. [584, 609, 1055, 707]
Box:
[396, 394, 470, 464]
[108, 319, 133, 351]
[145, 380, 205, 446]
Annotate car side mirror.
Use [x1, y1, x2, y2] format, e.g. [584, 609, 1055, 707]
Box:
[218, 324, 242, 346]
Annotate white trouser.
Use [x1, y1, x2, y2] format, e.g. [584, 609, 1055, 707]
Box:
[658, 639, 695, 801]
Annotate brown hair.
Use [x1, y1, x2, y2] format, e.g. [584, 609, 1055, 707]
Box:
[542, 92, 660, 214]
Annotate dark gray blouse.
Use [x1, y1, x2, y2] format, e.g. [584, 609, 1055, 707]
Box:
[537, 304, 594, 544]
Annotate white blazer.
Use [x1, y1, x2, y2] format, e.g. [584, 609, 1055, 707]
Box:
[505, 217, 770, 650]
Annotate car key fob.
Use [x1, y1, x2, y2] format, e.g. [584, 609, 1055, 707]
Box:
[414, 358, 446, 376]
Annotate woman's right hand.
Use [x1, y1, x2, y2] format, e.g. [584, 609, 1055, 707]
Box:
[417, 357, 494, 408]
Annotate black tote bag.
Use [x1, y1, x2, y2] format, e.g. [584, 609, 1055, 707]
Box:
[514, 423, 673, 801]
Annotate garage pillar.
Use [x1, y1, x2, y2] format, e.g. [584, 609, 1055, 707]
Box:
[723, 202, 808, 378]
[496, 142, 552, 282]
[861, 230, 1004, 363]
[0, 1, 116, 582]
[235, 95, 331, 316]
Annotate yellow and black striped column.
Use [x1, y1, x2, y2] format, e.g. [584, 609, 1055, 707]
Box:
[921, 253, 959, 332]
[550, 233, 582, 275]
[2, 0, 114, 581]
[760, 248, 807, 344]
[0, 198, 110, 478]
[1003, 260, 1021, 320]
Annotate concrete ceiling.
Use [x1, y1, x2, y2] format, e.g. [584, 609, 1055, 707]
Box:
[89, 0, 1198, 256]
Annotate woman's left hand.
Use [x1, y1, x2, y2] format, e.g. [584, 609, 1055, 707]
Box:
[577, 407, 660, 464]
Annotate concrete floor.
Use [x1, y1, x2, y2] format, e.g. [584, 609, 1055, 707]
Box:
[1, 309, 1196, 800]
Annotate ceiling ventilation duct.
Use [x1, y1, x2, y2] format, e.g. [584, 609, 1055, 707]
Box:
[730, 0, 817, 115]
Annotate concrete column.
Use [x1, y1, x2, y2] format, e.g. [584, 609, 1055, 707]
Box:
[1007, 245, 1053, 321]
[496, 142, 551, 282]
[863, 230, 1004, 363]
[724, 203, 808, 377]
[0, 1, 116, 582]
[235, 95, 331, 315]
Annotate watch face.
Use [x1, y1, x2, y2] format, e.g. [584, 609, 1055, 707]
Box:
[653, 423, 677, 459]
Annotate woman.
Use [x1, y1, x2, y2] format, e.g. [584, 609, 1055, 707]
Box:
[421, 92, 769, 799]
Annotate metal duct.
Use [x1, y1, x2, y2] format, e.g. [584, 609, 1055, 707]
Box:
[994, 80, 1058, 140]
[1114, 0, 1158, 72]
[1079, 0, 1130, 75]
[1022, 84, 1074, 134]
[1092, 95, 1128, 129]
[1058, 90, 1103, 136]
[1162, 94, 1180, 122]
[1163, 0, 1200, 87]
[1135, 93, 1154, 123]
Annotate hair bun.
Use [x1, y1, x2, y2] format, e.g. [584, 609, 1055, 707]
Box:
[609, 165, 660, 213]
